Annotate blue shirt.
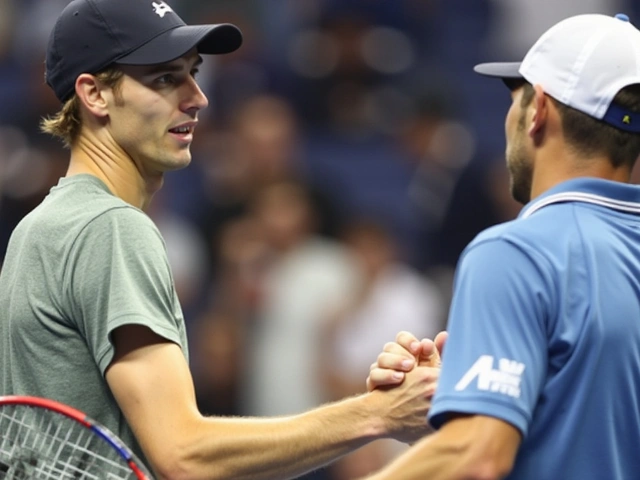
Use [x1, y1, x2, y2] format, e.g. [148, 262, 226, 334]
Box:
[429, 178, 640, 480]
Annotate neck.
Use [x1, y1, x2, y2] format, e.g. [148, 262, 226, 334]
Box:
[530, 143, 632, 200]
[67, 132, 163, 210]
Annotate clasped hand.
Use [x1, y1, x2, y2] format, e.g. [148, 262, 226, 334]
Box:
[365, 330, 448, 443]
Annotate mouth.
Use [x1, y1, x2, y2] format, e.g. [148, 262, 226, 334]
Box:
[168, 123, 197, 143]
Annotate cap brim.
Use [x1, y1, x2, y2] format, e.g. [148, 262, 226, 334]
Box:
[115, 23, 242, 65]
[473, 62, 522, 78]
[473, 62, 525, 90]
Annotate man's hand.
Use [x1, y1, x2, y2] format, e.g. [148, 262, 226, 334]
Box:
[370, 363, 440, 443]
[364, 331, 447, 443]
[366, 331, 448, 391]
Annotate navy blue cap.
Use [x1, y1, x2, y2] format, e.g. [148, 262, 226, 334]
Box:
[45, 0, 243, 102]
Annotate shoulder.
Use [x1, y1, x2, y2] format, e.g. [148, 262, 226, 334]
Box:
[454, 204, 584, 296]
[75, 208, 169, 266]
[38, 175, 161, 239]
[88, 205, 157, 231]
[465, 203, 580, 264]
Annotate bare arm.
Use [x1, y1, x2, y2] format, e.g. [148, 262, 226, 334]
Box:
[365, 415, 521, 480]
[106, 325, 438, 480]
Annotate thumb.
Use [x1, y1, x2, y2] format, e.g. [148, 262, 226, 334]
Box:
[434, 331, 448, 359]
[417, 338, 441, 367]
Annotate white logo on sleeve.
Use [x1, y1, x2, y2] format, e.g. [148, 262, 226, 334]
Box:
[454, 355, 525, 398]
[152, 1, 173, 18]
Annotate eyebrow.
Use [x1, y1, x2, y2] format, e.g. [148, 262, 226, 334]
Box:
[142, 56, 204, 75]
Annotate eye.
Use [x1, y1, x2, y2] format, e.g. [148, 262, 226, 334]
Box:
[191, 68, 200, 80]
[156, 74, 176, 85]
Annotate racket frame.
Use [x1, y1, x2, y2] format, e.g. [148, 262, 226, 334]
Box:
[0, 395, 151, 479]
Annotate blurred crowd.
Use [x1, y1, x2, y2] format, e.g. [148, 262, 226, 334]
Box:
[1, 0, 638, 478]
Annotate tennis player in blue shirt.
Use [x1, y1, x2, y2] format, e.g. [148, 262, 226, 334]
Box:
[365, 12, 640, 480]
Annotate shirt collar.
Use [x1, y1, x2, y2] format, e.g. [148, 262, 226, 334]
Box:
[519, 177, 640, 219]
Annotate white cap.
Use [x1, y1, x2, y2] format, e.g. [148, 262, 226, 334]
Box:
[474, 14, 640, 133]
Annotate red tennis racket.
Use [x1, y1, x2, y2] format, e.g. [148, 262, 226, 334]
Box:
[0, 395, 154, 479]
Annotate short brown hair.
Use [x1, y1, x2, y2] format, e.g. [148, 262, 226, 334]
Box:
[554, 85, 640, 168]
[40, 66, 124, 148]
[517, 82, 640, 168]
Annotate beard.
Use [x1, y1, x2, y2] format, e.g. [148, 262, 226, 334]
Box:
[506, 111, 533, 204]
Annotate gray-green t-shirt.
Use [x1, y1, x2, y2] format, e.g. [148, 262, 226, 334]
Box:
[0, 174, 188, 463]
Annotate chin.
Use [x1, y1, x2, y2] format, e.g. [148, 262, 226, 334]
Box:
[167, 152, 193, 171]
[510, 178, 531, 205]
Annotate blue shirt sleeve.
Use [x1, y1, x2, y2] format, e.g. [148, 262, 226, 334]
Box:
[428, 236, 554, 437]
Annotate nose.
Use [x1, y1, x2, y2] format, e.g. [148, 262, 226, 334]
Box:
[182, 76, 209, 113]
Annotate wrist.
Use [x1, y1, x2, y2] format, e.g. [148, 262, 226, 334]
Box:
[356, 391, 392, 440]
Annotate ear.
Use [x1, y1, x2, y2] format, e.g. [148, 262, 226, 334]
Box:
[528, 84, 547, 137]
[75, 74, 110, 119]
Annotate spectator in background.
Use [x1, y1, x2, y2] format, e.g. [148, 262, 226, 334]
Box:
[0, 0, 31, 128]
[190, 216, 269, 417]
[320, 218, 444, 479]
[146, 192, 211, 320]
[392, 84, 476, 269]
[193, 94, 344, 276]
[0, 130, 67, 260]
[190, 307, 248, 417]
[234, 179, 361, 480]
[240, 179, 360, 420]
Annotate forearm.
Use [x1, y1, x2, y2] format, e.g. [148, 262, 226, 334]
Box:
[107, 336, 436, 480]
[364, 416, 519, 480]
[171, 393, 388, 480]
[364, 433, 468, 480]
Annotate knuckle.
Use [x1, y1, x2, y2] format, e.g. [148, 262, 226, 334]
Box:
[377, 352, 388, 365]
[395, 331, 411, 343]
[383, 341, 397, 352]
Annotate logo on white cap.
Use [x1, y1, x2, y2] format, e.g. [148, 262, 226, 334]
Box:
[152, 1, 173, 18]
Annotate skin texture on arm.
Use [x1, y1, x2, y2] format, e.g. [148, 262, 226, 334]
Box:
[106, 325, 439, 480]
[365, 415, 521, 480]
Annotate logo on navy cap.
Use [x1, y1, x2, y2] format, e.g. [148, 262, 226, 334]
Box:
[152, 1, 173, 18]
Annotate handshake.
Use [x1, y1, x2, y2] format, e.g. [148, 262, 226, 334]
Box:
[364, 330, 448, 444]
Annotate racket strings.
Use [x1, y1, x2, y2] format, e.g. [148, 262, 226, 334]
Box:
[0, 405, 138, 479]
